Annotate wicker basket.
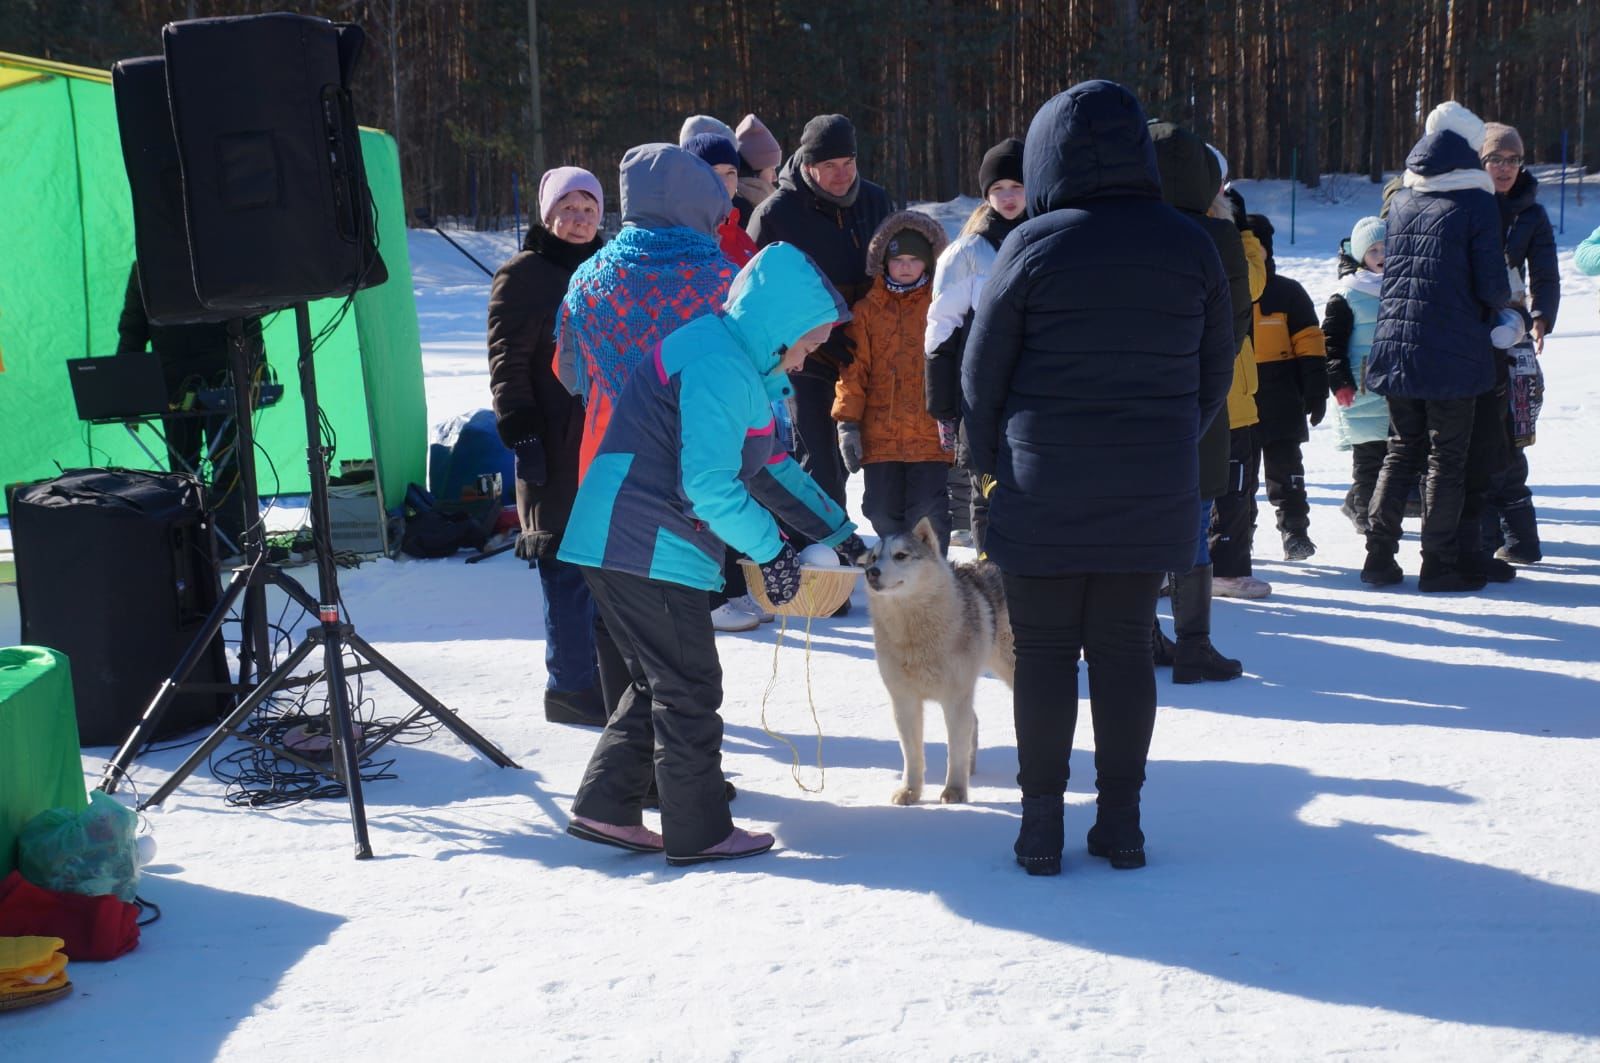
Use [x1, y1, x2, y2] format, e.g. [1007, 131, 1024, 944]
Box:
[738, 560, 861, 619]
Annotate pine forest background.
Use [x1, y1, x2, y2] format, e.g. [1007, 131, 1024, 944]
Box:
[3, 0, 1593, 224]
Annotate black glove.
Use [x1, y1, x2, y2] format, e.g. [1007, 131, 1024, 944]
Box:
[758, 542, 803, 607]
[513, 438, 547, 487]
[1306, 396, 1327, 427]
[834, 533, 869, 566]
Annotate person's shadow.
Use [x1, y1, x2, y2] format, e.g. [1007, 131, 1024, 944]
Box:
[698, 754, 1600, 1037]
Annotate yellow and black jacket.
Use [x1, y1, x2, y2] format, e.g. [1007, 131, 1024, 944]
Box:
[1252, 267, 1328, 444]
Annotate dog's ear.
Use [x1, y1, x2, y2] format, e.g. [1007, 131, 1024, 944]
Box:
[911, 516, 940, 552]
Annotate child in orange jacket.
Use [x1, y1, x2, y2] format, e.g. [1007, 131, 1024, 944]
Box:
[832, 211, 952, 550]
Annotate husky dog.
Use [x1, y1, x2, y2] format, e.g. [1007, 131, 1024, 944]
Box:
[860, 517, 1015, 805]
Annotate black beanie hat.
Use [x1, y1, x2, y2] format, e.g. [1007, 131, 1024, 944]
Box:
[885, 228, 935, 272]
[799, 114, 857, 164]
[978, 138, 1025, 195]
[1246, 212, 1275, 257]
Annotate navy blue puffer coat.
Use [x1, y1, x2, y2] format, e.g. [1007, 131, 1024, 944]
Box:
[1365, 130, 1512, 400]
[960, 80, 1236, 577]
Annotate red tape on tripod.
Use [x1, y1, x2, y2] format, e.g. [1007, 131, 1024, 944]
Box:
[319, 604, 340, 623]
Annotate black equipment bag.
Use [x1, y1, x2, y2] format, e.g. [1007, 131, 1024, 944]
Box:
[160, 13, 387, 312]
[9, 469, 230, 746]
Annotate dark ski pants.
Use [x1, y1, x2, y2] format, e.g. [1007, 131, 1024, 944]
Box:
[573, 568, 731, 857]
[1002, 570, 1162, 808]
[1262, 438, 1310, 535]
[1481, 404, 1537, 552]
[535, 556, 597, 693]
[862, 460, 951, 551]
[1345, 441, 1387, 535]
[789, 372, 849, 513]
[1367, 396, 1475, 562]
[1209, 426, 1261, 578]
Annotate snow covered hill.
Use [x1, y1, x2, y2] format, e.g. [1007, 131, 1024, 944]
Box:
[2, 178, 1597, 1060]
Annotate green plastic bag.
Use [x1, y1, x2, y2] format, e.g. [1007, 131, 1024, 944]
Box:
[18, 790, 139, 902]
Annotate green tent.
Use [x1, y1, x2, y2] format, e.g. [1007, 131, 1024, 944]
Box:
[0, 52, 426, 517]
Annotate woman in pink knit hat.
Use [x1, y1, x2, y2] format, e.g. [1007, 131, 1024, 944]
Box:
[486, 165, 608, 726]
[733, 113, 782, 221]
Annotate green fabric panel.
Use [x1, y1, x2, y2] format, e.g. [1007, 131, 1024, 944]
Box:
[0, 67, 425, 515]
[0, 646, 87, 877]
[0, 76, 93, 498]
[353, 131, 427, 508]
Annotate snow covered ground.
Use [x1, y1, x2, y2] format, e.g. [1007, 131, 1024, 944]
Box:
[3, 179, 1599, 1060]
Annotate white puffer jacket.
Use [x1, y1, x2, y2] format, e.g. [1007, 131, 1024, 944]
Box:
[924, 230, 999, 356]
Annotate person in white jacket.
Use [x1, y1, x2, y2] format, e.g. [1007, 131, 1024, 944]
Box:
[924, 137, 1026, 551]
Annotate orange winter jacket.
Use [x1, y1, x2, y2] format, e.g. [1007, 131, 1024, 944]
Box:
[832, 277, 951, 466]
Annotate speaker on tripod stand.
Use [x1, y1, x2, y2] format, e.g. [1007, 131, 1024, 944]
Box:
[101, 13, 516, 858]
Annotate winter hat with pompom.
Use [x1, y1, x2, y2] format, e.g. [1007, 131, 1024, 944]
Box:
[1424, 101, 1486, 152]
[1350, 215, 1386, 266]
[679, 114, 736, 146]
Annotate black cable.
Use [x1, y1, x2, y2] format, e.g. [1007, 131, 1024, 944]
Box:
[135, 895, 162, 927]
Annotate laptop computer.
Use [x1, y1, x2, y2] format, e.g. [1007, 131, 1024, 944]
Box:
[66, 353, 172, 423]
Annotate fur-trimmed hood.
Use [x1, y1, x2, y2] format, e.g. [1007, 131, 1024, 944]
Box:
[865, 210, 950, 278]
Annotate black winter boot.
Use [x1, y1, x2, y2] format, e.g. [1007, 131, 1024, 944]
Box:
[1170, 564, 1242, 684]
[1417, 552, 1488, 593]
[544, 685, 607, 727]
[1497, 500, 1543, 564]
[1282, 531, 1317, 561]
[1360, 546, 1403, 586]
[1152, 619, 1177, 668]
[1459, 551, 1516, 585]
[1087, 804, 1146, 870]
[1014, 794, 1064, 876]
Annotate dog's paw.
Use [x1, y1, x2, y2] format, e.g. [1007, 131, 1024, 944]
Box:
[890, 786, 920, 806]
[939, 785, 969, 804]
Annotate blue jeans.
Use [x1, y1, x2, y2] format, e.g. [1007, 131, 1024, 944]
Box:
[537, 556, 598, 692]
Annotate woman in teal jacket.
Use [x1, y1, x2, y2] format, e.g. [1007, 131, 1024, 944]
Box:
[560, 242, 863, 866]
[1577, 225, 1600, 275]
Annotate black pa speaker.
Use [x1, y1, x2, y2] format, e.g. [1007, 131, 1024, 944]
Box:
[9, 469, 230, 747]
[112, 56, 257, 325]
[159, 14, 386, 311]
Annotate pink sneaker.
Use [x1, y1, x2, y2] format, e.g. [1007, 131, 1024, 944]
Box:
[666, 827, 776, 867]
[568, 815, 665, 853]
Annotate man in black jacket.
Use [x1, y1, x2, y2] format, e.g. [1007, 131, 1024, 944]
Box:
[747, 114, 891, 511]
[962, 80, 1234, 875]
[115, 263, 262, 554]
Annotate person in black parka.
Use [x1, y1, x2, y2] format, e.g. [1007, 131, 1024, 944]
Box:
[962, 80, 1235, 875]
[487, 167, 607, 725]
[115, 264, 263, 555]
[747, 114, 892, 515]
[1146, 120, 1253, 683]
[1479, 122, 1560, 565]
[1362, 102, 1512, 592]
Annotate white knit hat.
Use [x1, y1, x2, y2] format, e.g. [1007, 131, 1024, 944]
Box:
[1424, 101, 1486, 152]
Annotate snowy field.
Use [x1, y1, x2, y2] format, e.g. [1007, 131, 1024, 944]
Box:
[3, 178, 1599, 1060]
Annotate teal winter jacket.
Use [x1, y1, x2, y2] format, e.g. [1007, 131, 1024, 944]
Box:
[558, 243, 857, 589]
[1576, 224, 1600, 276]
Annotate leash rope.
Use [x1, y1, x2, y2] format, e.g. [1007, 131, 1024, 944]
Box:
[757, 607, 827, 794]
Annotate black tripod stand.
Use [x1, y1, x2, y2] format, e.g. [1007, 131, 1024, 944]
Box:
[100, 302, 519, 858]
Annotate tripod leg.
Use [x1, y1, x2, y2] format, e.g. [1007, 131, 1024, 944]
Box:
[314, 629, 374, 860]
[138, 633, 321, 810]
[344, 631, 521, 769]
[101, 568, 254, 794]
